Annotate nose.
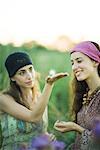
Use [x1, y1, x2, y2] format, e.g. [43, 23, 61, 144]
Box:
[72, 62, 79, 72]
[26, 71, 32, 80]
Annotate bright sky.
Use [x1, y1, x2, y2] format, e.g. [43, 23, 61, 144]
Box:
[0, 0, 100, 45]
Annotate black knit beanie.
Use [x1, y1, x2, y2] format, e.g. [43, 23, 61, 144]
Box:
[5, 52, 33, 77]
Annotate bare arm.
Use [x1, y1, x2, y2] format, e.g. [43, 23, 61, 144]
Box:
[33, 72, 69, 121]
[73, 122, 85, 133]
[0, 72, 68, 123]
[54, 121, 85, 134]
[31, 83, 54, 121]
[0, 94, 35, 122]
[0, 84, 53, 123]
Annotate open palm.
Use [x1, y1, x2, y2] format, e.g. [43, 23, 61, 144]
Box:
[46, 72, 69, 85]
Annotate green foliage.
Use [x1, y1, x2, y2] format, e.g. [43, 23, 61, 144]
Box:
[0, 120, 3, 148]
[0, 43, 75, 146]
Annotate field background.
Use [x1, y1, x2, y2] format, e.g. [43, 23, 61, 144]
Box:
[0, 42, 75, 147]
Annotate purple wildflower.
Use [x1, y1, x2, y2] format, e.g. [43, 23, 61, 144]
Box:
[30, 134, 51, 148]
[51, 140, 65, 150]
[28, 134, 66, 150]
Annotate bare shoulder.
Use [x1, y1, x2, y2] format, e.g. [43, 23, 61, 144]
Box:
[0, 94, 15, 109]
[0, 93, 15, 102]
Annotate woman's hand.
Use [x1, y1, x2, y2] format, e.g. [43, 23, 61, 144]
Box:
[46, 72, 69, 85]
[54, 120, 76, 133]
[54, 120, 85, 133]
[45, 132, 56, 141]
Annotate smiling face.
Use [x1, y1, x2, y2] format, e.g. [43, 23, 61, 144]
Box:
[11, 64, 35, 88]
[71, 52, 97, 81]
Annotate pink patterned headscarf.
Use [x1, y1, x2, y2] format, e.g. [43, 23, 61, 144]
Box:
[71, 41, 100, 63]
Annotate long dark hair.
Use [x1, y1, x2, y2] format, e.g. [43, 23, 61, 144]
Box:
[71, 41, 100, 121]
[3, 72, 40, 109]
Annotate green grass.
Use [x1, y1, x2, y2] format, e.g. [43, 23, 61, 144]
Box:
[0, 43, 75, 147]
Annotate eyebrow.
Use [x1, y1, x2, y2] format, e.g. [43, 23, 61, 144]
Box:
[18, 66, 33, 71]
[71, 57, 83, 62]
[18, 69, 25, 72]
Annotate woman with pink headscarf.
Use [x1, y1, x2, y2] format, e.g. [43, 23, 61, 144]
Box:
[54, 41, 100, 150]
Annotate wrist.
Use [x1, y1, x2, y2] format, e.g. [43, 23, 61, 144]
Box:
[46, 81, 54, 86]
[73, 123, 85, 133]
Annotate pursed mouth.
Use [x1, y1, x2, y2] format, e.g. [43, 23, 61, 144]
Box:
[25, 81, 33, 84]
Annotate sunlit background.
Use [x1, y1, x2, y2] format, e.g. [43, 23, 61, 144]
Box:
[0, 0, 100, 146]
[0, 0, 100, 49]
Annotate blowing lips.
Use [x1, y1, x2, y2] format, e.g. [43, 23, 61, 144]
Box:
[25, 80, 33, 85]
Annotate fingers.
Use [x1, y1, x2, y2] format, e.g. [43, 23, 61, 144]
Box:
[48, 72, 69, 79]
[58, 72, 69, 76]
[53, 72, 69, 80]
[54, 121, 68, 133]
[54, 120, 59, 128]
[46, 72, 69, 85]
[54, 126, 66, 133]
[54, 122, 66, 128]
[45, 132, 56, 141]
[49, 133, 56, 141]
[52, 72, 69, 78]
[54, 120, 63, 128]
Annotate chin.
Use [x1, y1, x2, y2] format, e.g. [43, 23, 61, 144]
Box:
[25, 83, 34, 88]
[25, 85, 34, 89]
[29, 84, 34, 88]
[76, 76, 86, 81]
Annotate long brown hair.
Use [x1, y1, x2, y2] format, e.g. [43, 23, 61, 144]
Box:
[3, 72, 41, 109]
[71, 42, 100, 121]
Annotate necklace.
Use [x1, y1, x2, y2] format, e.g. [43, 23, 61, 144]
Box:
[82, 86, 100, 106]
[82, 92, 91, 106]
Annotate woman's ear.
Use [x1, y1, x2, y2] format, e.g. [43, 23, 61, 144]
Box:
[11, 77, 15, 82]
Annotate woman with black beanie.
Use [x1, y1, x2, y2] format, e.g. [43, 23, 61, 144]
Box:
[0, 51, 68, 149]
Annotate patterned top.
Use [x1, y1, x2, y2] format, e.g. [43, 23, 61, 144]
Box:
[0, 108, 48, 150]
[69, 87, 100, 150]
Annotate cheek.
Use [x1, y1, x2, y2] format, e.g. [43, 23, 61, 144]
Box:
[15, 77, 25, 85]
[32, 72, 36, 79]
[84, 65, 94, 74]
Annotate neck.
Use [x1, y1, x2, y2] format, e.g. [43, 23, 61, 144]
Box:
[86, 73, 100, 93]
[20, 87, 33, 99]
